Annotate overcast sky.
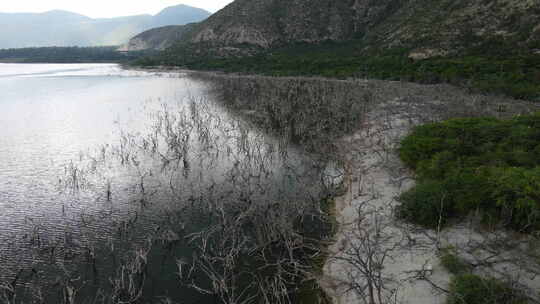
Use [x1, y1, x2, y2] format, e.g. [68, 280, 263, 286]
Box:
[0, 0, 234, 18]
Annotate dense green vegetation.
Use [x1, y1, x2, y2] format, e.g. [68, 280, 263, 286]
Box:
[440, 249, 528, 303]
[447, 274, 527, 304]
[397, 112, 540, 231]
[440, 250, 472, 275]
[0, 46, 149, 63]
[134, 39, 540, 101]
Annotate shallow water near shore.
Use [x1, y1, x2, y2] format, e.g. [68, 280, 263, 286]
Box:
[0, 64, 331, 302]
[0, 63, 195, 254]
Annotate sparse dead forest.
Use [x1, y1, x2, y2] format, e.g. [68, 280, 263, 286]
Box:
[1, 73, 539, 304]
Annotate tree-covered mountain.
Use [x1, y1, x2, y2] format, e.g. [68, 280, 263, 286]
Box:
[131, 0, 540, 101]
[0, 4, 210, 48]
[130, 0, 540, 57]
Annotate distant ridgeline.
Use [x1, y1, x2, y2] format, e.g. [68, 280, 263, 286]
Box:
[128, 0, 540, 101]
[0, 6, 211, 49]
[0, 46, 152, 63]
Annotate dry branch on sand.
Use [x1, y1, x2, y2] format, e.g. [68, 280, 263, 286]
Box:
[318, 87, 539, 304]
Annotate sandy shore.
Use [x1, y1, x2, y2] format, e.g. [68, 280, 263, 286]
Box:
[320, 99, 451, 304]
[321, 97, 540, 304]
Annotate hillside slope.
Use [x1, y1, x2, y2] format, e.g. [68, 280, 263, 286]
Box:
[0, 4, 210, 48]
[150, 5, 210, 28]
[120, 24, 196, 51]
[132, 0, 540, 101]
[134, 0, 539, 57]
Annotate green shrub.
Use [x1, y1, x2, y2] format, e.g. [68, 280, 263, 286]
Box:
[397, 180, 451, 228]
[486, 167, 540, 230]
[440, 251, 472, 275]
[448, 274, 527, 304]
[398, 113, 540, 231]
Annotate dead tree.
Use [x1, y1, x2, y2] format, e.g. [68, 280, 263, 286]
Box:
[333, 201, 401, 304]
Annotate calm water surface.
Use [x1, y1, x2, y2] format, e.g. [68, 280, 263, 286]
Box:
[0, 63, 203, 235]
[0, 64, 216, 299]
[0, 64, 325, 302]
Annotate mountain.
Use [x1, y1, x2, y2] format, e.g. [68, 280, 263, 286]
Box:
[119, 24, 196, 51]
[0, 4, 211, 48]
[129, 0, 540, 57]
[150, 4, 210, 28]
[131, 0, 540, 101]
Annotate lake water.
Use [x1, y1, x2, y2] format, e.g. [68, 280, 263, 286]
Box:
[0, 64, 329, 302]
[0, 63, 207, 300]
[0, 64, 202, 240]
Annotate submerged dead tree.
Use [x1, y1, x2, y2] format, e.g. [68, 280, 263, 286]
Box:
[7, 73, 536, 303]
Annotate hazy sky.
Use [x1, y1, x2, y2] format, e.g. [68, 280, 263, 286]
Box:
[0, 0, 234, 18]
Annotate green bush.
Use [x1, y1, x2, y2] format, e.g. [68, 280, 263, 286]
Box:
[397, 180, 451, 228]
[398, 113, 540, 231]
[440, 251, 472, 275]
[486, 167, 540, 230]
[448, 274, 527, 304]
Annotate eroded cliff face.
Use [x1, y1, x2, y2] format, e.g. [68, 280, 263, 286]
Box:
[127, 0, 540, 57]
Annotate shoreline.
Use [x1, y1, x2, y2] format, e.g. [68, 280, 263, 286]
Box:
[321, 98, 540, 304]
[124, 65, 540, 303]
[320, 99, 451, 304]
